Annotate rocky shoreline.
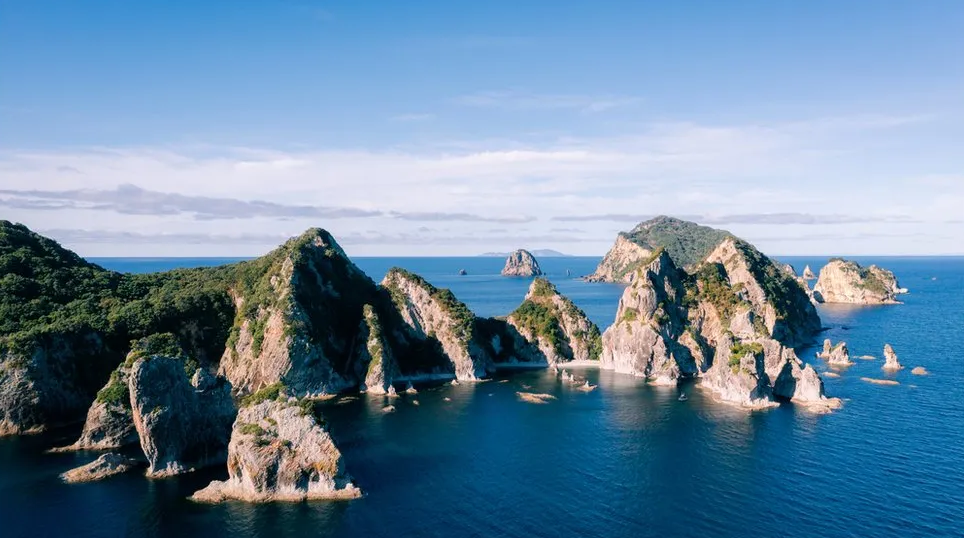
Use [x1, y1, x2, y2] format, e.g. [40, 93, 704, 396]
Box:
[1, 216, 915, 503]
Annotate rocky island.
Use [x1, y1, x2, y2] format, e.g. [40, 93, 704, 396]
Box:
[507, 278, 602, 365]
[501, 249, 543, 277]
[596, 219, 836, 410]
[813, 258, 907, 304]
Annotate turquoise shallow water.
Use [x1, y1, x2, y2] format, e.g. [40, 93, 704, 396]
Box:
[2, 256, 962, 538]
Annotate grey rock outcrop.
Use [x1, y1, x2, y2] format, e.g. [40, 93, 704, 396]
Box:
[507, 278, 602, 365]
[191, 399, 361, 503]
[218, 229, 384, 397]
[816, 339, 852, 366]
[55, 362, 137, 451]
[382, 268, 493, 380]
[803, 265, 816, 280]
[501, 249, 543, 277]
[0, 330, 113, 436]
[585, 234, 655, 283]
[357, 305, 400, 394]
[883, 344, 903, 371]
[813, 259, 906, 304]
[600, 249, 696, 384]
[60, 452, 138, 483]
[129, 357, 235, 477]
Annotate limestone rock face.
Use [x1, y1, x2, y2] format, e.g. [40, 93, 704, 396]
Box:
[129, 357, 235, 477]
[816, 339, 852, 366]
[218, 230, 382, 397]
[813, 259, 905, 304]
[700, 336, 776, 409]
[191, 400, 361, 503]
[702, 238, 820, 348]
[60, 452, 138, 483]
[382, 268, 492, 380]
[600, 250, 696, 383]
[0, 330, 113, 436]
[883, 344, 903, 371]
[57, 363, 137, 451]
[803, 265, 816, 280]
[357, 305, 400, 394]
[501, 250, 543, 277]
[585, 234, 654, 283]
[507, 278, 602, 365]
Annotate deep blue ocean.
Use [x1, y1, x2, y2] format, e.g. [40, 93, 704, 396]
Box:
[2, 255, 962, 538]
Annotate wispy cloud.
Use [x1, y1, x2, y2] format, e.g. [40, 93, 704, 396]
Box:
[0, 184, 537, 223]
[551, 213, 919, 225]
[454, 90, 642, 113]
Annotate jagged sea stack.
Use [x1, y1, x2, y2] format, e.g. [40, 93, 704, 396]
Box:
[813, 259, 906, 304]
[883, 344, 904, 371]
[192, 398, 361, 502]
[803, 265, 816, 280]
[507, 278, 602, 365]
[501, 249, 543, 277]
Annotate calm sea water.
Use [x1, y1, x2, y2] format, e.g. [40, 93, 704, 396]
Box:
[2, 256, 962, 538]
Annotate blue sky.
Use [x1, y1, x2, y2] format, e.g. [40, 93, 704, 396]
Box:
[1, 0, 962, 256]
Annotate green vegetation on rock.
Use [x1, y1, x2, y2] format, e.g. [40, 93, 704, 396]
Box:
[510, 300, 565, 356]
[240, 382, 286, 407]
[624, 216, 731, 268]
[688, 262, 747, 325]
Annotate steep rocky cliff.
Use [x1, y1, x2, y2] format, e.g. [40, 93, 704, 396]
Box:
[218, 229, 387, 397]
[129, 356, 235, 477]
[585, 234, 655, 283]
[357, 304, 401, 394]
[501, 249, 543, 277]
[587, 216, 731, 282]
[507, 278, 602, 365]
[883, 344, 903, 371]
[382, 268, 493, 380]
[0, 221, 233, 436]
[813, 259, 906, 304]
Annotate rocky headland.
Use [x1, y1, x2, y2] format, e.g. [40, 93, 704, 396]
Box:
[813, 259, 906, 304]
[0, 216, 848, 502]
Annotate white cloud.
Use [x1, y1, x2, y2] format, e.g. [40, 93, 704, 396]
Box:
[453, 90, 642, 113]
[0, 112, 950, 256]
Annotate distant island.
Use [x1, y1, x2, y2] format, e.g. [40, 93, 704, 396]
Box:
[479, 249, 570, 257]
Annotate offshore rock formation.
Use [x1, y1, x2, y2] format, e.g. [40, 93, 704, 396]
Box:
[60, 452, 139, 483]
[803, 265, 816, 280]
[192, 399, 361, 503]
[507, 278, 602, 365]
[129, 357, 235, 477]
[883, 344, 903, 371]
[813, 259, 906, 304]
[587, 216, 731, 282]
[501, 249, 543, 277]
[816, 339, 853, 366]
[383, 268, 494, 380]
[598, 228, 832, 409]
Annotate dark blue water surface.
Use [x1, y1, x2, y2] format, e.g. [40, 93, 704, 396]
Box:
[3, 256, 963, 538]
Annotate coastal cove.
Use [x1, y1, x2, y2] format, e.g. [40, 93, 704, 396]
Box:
[1, 254, 962, 538]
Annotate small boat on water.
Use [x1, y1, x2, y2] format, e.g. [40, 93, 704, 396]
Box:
[678, 393, 688, 402]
